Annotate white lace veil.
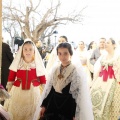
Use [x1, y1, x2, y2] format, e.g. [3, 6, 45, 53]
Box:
[70, 51, 94, 120]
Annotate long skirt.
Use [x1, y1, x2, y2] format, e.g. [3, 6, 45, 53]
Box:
[4, 84, 41, 120]
[90, 77, 120, 120]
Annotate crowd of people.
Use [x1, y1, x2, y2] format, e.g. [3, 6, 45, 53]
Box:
[1, 36, 120, 120]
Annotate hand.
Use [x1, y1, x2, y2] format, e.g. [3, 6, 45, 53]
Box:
[7, 87, 12, 93]
[73, 117, 75, 120]
[40, 107, 46, 117]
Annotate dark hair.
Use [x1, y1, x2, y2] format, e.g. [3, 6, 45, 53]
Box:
[87, 41, 94, 50]
[109, 38, 115, 45]
[23, 41, 34, 46]
[60, 36, 68, 42]
[79, 41, 85, 45]
[100, 37, 106, 41]
[57, 43, 73, 55]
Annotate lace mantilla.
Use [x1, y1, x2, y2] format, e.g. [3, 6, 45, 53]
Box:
[53, 64, 75, 93]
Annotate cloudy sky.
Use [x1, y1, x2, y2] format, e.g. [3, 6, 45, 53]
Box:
[56, 0, 120, 44]
[3, 0, 120, 44]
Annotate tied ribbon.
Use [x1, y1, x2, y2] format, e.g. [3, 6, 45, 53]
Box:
[99, 66, 115, 81]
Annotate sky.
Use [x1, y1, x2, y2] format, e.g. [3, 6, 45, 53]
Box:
[55, 0, 120, 44]
[3, 0, 120, 45]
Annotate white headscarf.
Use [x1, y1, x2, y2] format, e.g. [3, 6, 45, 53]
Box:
[9, 38, 46, 77]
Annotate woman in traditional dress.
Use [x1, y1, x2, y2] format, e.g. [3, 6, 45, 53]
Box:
[40, 42, 94, 120]
[90, 38, 120, 120]
[76, 41, 92, 86]
[4, 38, 46, 120]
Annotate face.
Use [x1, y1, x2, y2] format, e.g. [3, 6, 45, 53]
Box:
[105, 39, 115, 51]
[58, 37, 67, 44]
[99, 38, 106, 48]
[79, 41, 84, 50]
[22, 43, 35, 62]
[92, 42, 97, 49]
[57, 47, 71, 65]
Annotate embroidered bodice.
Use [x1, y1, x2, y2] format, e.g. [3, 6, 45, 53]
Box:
[101, 57, 114, 68]
[8, 59, 46, 90]
[100, 56, 115, 81]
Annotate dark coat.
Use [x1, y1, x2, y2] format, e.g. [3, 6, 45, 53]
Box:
[1, 42, 14, 89]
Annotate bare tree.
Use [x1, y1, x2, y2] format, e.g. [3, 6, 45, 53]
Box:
[2, 0, 85, 42]
[2, 19, 19, 48]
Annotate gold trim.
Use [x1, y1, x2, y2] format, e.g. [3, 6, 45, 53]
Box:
[25, 70, 28, 89]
